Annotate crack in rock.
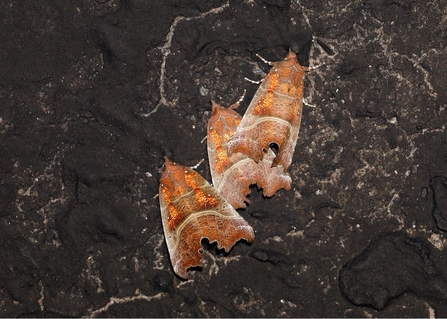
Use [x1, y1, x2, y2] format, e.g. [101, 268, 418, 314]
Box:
[84, 291, 168, 317]
[141, 1, 230, 117]
[430, 176, 447, 232]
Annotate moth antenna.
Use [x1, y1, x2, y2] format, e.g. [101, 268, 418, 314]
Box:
[190, 158, 205, 170]
[236, 89, 246, 103]
[200, 136, 207, 143]
[244, 77, 263, 85]
[244, 53, 271, 85]
[229, 89, 247, 110]
[256, 53, 273, 65]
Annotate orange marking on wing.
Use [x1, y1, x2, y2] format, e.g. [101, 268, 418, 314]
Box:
[160, 185, 183, 231]
[184, 173, 218, 209]
[208, 129, 233, 174]
[253, 73, 279, 115]
[159, 157, 254, 279]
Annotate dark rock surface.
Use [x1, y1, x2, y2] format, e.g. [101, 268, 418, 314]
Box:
[339, 232, 447, 311]
[1, 0, 447, 317]
[431, 176, 447, 231]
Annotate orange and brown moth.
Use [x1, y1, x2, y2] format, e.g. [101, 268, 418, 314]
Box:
[226, 49, 309, 171]
[158, 157, 255, 279]
[207, 101, 292, 209]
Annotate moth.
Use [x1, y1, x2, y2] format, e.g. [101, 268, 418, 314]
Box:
[226, 49, 309, 171]
[207, 100, 292, 209]
[158, 157, 255, 279]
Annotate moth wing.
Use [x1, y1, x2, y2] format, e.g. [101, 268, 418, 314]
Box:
[207, 102, 255, 209]
[227, 49, 307, 171]
[207, 101, 292, 208]
[256, 148, 292, 196]
[271, 93, 304, 169]
[225, 83, 275, 163]
[159, 157, 254, 279]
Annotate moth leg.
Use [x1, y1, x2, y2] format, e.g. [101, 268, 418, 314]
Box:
[308, 63, 324, 71]
[303, 99, 317, 108]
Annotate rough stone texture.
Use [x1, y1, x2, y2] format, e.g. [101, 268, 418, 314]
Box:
[1, 0, 447, 317]
[339, 232, 447, 311]
[430, 176, 447, 231]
